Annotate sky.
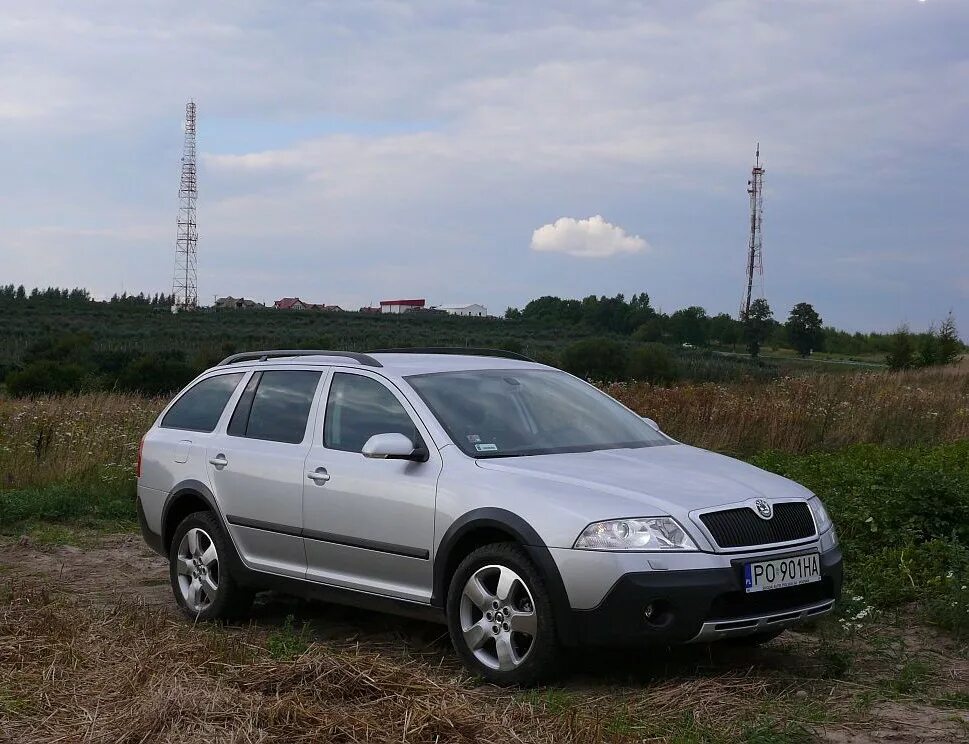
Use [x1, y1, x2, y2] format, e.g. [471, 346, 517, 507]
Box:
[0, 0, 966, 333]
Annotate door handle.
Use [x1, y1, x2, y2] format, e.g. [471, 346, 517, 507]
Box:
[208, 454, 228, 469]
[306, 467, 330, 484]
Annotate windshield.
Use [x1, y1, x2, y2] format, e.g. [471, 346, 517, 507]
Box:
[406, 368, 670, 458]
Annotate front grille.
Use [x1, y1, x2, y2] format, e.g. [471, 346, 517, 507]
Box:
[708, 578, 835, 620]
[700, 502, 815, 549]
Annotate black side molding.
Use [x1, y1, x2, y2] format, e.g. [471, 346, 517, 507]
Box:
[226, 515, 430, 560]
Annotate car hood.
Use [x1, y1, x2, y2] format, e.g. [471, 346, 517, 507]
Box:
[474, 443, 813, 516]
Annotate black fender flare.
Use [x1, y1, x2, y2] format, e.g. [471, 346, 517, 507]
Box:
[161, 479, 222, 547]
[432, 507, 577, 645]
[160, 480, 253, 581]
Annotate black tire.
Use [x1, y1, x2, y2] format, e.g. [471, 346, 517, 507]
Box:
[722, 627, 786, 646]
[446, 543, 560, 686]
[168, 511, 252, 621]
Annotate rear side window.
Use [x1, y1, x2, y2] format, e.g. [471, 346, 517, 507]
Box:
[228, 370, 322, 444]
[324, 373, 419, 453]
[161, 373, 245, 432]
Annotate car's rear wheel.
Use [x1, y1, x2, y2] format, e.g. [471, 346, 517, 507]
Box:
[169, 511, 252, 621]
[446, 543, 559, 685]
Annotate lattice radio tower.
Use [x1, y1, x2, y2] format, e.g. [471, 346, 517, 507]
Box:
[171, 100, 198, 312]
[740, 143, 765, 319]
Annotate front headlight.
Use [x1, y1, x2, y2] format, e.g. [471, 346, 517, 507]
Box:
[574, 517, 698, 551]
[808, 497, 833, 532]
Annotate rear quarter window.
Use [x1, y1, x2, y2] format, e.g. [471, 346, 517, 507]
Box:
[230, 370, 322, 444]
[160, 372, 245, 432]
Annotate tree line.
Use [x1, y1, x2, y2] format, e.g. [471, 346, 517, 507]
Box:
[885, 315, 962, 371]
[0, 284, 962, 396]
[505, 293, 961, 361]
[0, 285, 175, 307]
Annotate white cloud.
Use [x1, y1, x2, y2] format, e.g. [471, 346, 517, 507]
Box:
[530, 215, 648, 258]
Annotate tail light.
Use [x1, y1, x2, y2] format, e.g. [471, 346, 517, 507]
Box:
[136, 435, 146, 479]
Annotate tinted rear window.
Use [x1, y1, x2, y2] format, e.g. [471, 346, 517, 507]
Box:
[239, 370, 322, 444]
[161, 373, 245, 432]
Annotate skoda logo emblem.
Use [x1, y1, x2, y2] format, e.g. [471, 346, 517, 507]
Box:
[754, 499, 773, 520]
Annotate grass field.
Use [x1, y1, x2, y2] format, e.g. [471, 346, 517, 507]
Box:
[1, 365, 967, 741]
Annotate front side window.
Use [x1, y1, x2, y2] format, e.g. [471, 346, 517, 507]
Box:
[229, 370, 322, 444]
[324, 373, 419, 453]
[406, 369, 669, 458]
[161, 373, 245, 432]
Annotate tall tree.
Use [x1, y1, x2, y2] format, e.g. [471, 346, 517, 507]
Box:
[917, 326, 938, 367]
[936, 312, 961, 365]
[743, 298, 773, 358]
[786, 302, 824, 357]
[670, 306, 709, 346]
[886, 325, 915, 371]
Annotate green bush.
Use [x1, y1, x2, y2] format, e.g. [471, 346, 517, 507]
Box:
[116, 355, 198, 396]
[627, 343, 678, 384]
[560, 338, 628, 382]
[750, 442, 969, 634]
[751, 443, 969, 552]
[5, 361, 86, 397]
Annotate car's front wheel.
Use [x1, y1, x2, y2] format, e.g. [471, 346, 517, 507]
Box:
[446, 543, 559, 685]
[169, 511, 252, 621]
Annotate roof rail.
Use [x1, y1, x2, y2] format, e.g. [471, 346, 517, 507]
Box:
[219, 350, 383, 367]
[369, 347, 536, 363]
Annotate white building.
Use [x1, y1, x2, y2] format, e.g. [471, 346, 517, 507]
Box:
[437, 303, 488, 317]
[379, 298, 426, 314]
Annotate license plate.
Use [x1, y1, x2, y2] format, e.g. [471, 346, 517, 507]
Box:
[744, 553, 821, 593]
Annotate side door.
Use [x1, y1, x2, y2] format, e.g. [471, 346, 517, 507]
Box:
[302, 370, 441, 602]
[206, 368, 327, 579]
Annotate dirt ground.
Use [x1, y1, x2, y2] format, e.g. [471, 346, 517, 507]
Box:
[1, 532, 966, 743]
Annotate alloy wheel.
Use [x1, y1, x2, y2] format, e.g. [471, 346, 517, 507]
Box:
[459, 564, 538, 671]
[175, 527, 220, 613]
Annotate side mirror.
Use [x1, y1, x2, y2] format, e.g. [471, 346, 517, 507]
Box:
[642, 416, 660, 431]
[362, 432, 426, 461]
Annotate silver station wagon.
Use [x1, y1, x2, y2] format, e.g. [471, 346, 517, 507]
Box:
[136, 349, 842, 684]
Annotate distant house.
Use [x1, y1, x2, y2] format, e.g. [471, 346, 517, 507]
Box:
[437, 303, 488, 317]
[274, 297, 327, 310]
[215, 296, 263, 309]
[379, 299, 426, 314]
[274, 297, 307, 310]
[358, 306, 381, 314]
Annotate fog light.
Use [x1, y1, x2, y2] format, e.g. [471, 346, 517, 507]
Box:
[642, 599, 674, 629]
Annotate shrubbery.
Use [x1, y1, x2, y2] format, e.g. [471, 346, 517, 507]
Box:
[5, 361, 86, 397]
[626, 343, 677, 384]
[751, 442, 969, 634]
[560, 338, 628, 381]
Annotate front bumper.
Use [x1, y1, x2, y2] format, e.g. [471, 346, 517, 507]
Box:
[565, 545, 842, 646]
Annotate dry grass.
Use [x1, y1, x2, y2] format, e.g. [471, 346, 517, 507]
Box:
[0, 392, 162, 489]
[0, 366, 965, 491]
[0, 580, 836, 744]
[607, 366, 969, 456]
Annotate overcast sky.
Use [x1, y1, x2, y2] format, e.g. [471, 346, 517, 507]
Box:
[1, 0, 966, 332]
